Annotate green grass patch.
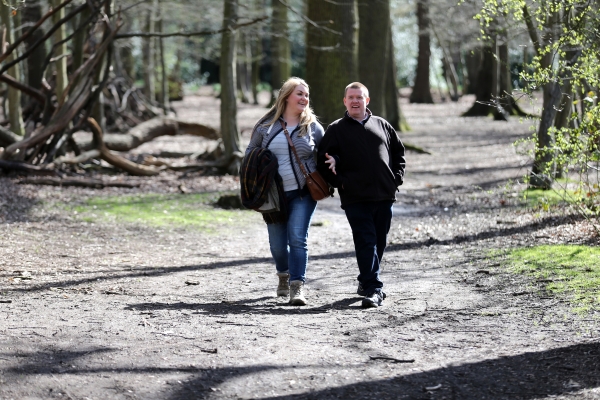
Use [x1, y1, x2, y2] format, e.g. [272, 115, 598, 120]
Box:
[522, 187, 582, 211]
[497, 245, 600, 313]
[70, 192, 254, 232]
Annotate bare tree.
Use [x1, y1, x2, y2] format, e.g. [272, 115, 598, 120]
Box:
[269, 0, 291, 106]
[50, 0, 69, 103]
[0, 2, 25, 138]
[358, 0, 391, 115]
[220, 0, 242, 174]
[306, 0, 358, 125]
[410, 0, 433, 103]
[142, 0, 158, 102]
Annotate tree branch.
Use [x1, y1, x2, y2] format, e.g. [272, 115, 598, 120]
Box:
[114, 15, 267, 39]
[0, 1, 89, 76]
[522, 4, 541, 55]
[0, 0, 74, 64]
[0, 74, 46, 105]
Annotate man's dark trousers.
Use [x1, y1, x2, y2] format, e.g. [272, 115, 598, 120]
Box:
[344, 200, 394, 294]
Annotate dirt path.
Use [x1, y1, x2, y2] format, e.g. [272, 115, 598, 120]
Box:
[1, 96, 599, 399]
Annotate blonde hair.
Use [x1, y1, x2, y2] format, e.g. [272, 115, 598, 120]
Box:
[344, 81, 370, 98]
[261, 77, 318, 137]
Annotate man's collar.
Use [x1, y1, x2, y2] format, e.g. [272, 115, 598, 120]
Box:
[345, 108, 372, 123]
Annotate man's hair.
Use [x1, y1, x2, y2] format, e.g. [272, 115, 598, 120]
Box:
[344, 82, 369, 98]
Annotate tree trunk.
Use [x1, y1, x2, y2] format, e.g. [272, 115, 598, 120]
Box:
[358, 0, 390, 115]
[462, 45, 495, 116]
[22, 1, 46, 92]
[306, 0, 358, 125]
[237, 32, 250, 104]
[527, 7, 561, 189]
[71, 7, 90, 74]
[463, 47, 482, 95]
[410, 0, 433, 104]
[220, 0, 242, 174]
[251, 36, 261, 105]
[143, 1, 157, 102]
[0, 4, 25, 137]
[436, 35, 460, 101]
[497, 41, 529, 117]
[271, 0, 291, 92]
[383, 23, 408, 131]
[530, 81, 561, 188]
[51, 0, 68, 104]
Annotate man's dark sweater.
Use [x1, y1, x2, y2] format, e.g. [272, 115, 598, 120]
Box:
[317, 110, 405, 208]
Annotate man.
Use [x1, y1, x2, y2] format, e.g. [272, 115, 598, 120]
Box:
[317, 82, 405, 308]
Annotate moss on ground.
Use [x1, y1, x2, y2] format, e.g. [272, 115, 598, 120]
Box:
[69, 192, 253, 232]
[496, 245, 600, 313]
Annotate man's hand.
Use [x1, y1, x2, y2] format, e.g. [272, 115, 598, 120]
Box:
[324, 153, 336, 175]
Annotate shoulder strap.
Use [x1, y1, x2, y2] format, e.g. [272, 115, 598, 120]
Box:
[281, 120, 309, 179]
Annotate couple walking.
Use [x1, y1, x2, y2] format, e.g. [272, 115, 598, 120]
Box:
[243, 77, 405, 308]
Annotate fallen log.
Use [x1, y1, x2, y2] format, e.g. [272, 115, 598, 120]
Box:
[76, 117, 219, 152]
[0, 126, 20, 147]
[51, 149, 101, 166]
[0, 159, 58, 176]
[88, 117, 163, 176]
[18, 177, 141, 188]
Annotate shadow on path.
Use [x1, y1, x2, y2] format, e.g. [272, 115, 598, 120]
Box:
[125, 296, 361, 315]
[4, 213, 590, 296]
[3, 341, 597, 399]
[169, 341, 600, 399]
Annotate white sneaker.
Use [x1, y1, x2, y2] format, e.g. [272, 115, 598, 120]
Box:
[276, 272, 289, 297]
[289, 280, 307, 306]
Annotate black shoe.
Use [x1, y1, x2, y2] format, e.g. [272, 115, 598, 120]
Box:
[362, 291, 386, 308]
[357, 282, 367, 296]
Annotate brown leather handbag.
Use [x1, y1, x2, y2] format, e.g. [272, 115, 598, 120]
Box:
[281, 121, 331, 201]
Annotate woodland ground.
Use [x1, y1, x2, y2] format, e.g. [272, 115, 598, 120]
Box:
[0, 91, 599, 400]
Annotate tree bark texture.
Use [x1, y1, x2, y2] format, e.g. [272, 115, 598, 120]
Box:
[220, 0, 241, 173]
[23, 1, 47, 92]
[71, 11, 87, 74]
[462, 45, 495, 116]
[497, 41, 528, 118]
[251, 36, 261, 105]
[1, 4, 25, 137]
[76, 117, 218, 152]
[463, 47, 482, 95]
[3, 17, 120, 160]
[410, 0, 433, 104]
[384, 23, 408, 131]
[526, 7, 562, 189]
[51, 0, 68, 103]
[306, 0, 358, 125]
[358, 0, 390, 115]
[271, 0, 291, 91]
[143, 1, 157, 102]
[237, 31, 250, 104]
[87, 117, 161, 176]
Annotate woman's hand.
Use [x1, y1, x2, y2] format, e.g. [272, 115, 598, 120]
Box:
[325, 153, 336, 175]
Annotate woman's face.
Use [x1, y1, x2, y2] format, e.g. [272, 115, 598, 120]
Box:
[285, 84, 309, 116]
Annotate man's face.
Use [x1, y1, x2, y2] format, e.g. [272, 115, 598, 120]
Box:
[343, 88, 370, 120]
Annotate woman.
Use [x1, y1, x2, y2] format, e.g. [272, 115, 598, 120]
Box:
[245, 77, 324, 306]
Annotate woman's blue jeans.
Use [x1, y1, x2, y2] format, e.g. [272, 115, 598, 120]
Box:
[267, 187, 317, 282]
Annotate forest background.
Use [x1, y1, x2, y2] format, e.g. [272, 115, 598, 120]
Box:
[0, 0, 598, 198]
[1, 1, 600, 398]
